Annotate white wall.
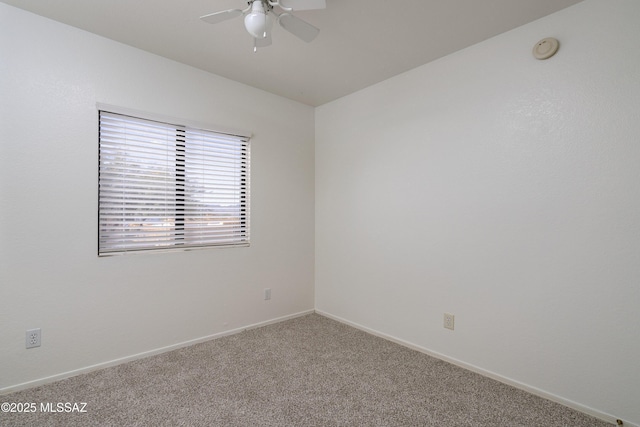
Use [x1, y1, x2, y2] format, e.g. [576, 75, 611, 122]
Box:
[0, 4, 314, 390]
[316, 0, 640, 425]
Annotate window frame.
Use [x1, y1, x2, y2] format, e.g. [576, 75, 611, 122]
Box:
[97, 106, 251, 256]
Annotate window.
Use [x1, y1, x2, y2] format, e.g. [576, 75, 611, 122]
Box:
[98, 110, 250, 255]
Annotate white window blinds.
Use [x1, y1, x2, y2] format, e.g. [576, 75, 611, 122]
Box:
[98, 111, 250, 255]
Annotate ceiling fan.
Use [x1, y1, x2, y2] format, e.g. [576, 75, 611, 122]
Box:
[200, 0, 326, 52]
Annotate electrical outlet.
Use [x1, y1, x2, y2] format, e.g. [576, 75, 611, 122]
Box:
[264, 288, 271, 301]
[26, 328, 41, 349]
[444, 313, 455, 330]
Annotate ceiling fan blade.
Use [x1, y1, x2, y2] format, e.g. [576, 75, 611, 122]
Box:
[279, 0, 326, 11]
[278, 13, 320, 42]
[200, 9, 243, 25]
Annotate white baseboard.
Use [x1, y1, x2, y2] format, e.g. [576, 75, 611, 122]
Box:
[315, 309, 632, 427]
[0, 309, 314, 396]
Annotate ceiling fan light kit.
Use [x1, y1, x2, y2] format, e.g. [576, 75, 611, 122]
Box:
[201, 0, 326, 52]
[244, 1, 271, 39]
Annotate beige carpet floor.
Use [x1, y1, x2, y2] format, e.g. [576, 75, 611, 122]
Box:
[1, 313, 611, 426]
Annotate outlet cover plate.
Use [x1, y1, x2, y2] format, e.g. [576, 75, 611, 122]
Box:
[444, 313, 455, 330]
[26, 328, 41, 348]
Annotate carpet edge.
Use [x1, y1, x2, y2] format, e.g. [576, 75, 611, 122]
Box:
[0, 309, 315, 396]
[314, 309, 627, 427]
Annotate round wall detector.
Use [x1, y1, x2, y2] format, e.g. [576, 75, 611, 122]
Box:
[533, 37, 559, 60]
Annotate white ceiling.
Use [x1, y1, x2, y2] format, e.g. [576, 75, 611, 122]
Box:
[2, 0, 583, 106]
